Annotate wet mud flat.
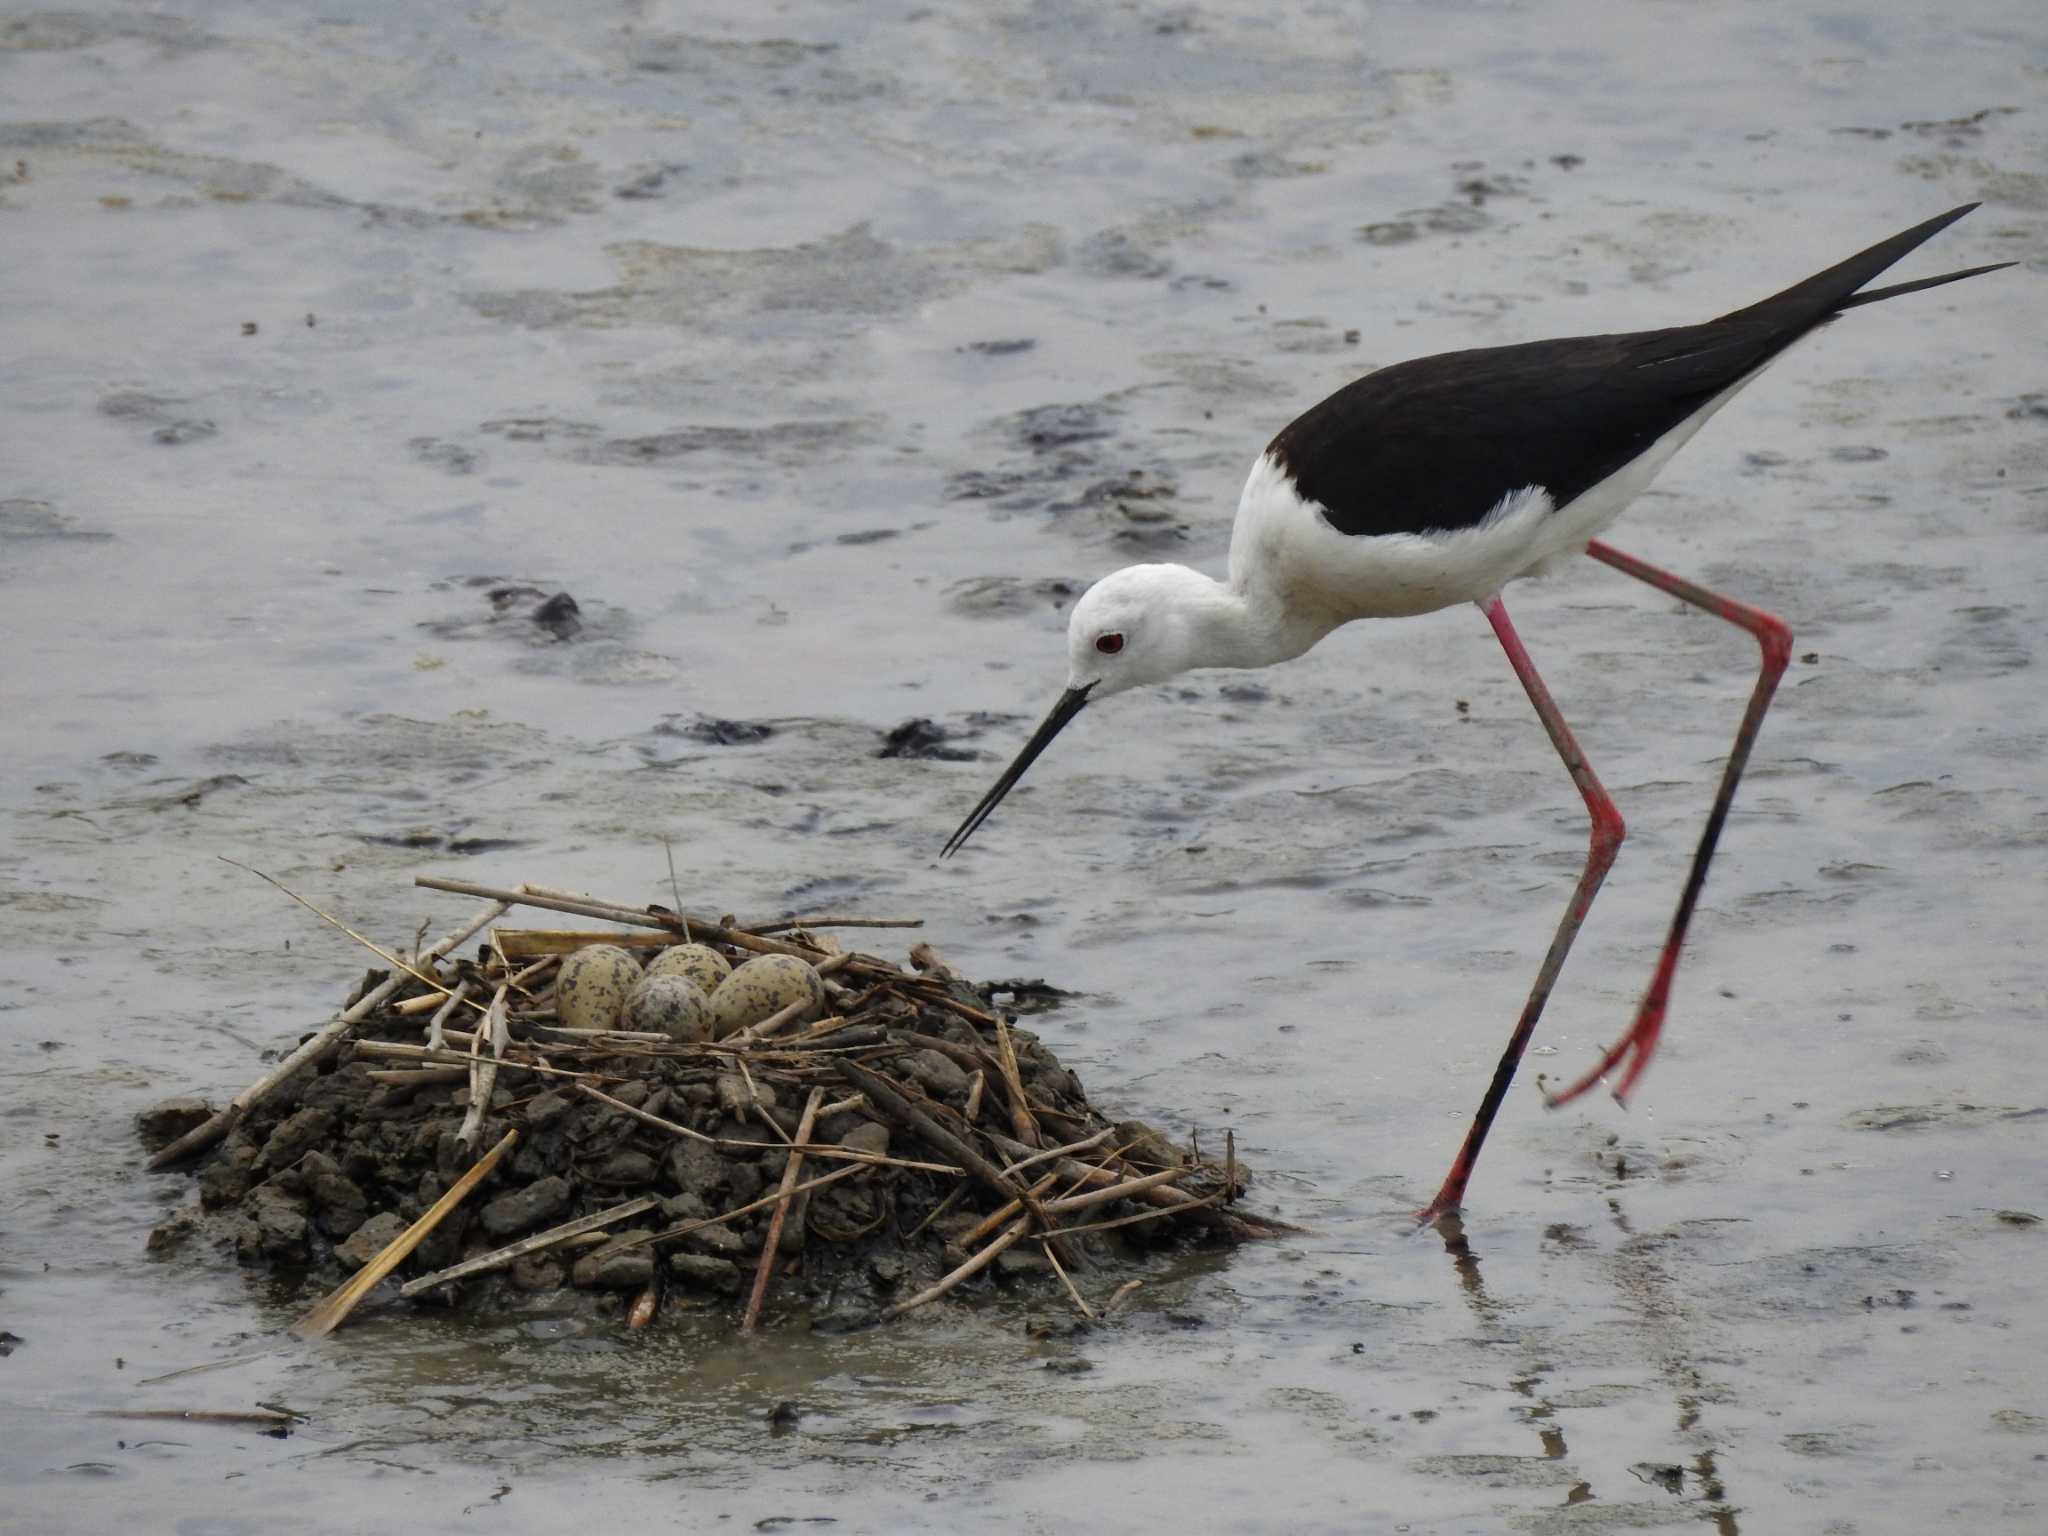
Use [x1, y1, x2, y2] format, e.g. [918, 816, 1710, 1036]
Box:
[138, 878, 1271, 1335]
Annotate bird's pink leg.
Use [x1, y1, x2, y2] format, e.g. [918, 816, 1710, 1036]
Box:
[1544, 539, 1794, 1108]
[1418, 594, 1626, 1225]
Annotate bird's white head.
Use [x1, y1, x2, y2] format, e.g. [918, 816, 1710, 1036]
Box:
[1062, 561, 1220, 700]
[942, 562, 1232, 856]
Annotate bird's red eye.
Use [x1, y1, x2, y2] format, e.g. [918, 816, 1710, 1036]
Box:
[1094, 632, 1125, 655]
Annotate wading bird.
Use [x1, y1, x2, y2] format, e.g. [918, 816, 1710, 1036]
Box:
[942, 204, 2010, 1222]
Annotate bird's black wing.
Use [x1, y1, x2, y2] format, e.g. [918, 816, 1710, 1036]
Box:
[1270, 203, 1996, 539]
[1266, 324, 1781, 537]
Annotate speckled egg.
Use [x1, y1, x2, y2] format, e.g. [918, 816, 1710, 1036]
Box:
[553, 944, 643, 1031]
[708, 953, 826, 1038]
[643, 943, 731, 996]
[626, 973, 714, 1043]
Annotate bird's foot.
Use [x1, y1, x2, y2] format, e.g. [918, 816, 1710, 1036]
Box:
[1413, 1195, 1461, 1230]
[1545, 997, 1668, 1109]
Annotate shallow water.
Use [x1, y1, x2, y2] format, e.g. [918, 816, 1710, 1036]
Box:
[4, 1, 2046, 1530]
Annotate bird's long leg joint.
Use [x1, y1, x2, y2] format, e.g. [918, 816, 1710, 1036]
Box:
[1417, 595, 1626, 1226]
[1543, 539, 1793, 1109]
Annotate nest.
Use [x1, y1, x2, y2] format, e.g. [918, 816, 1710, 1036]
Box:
[140, 873, 1286, 1337]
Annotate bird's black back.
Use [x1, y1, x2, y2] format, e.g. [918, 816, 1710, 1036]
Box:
[1269, 204, 2000, 539]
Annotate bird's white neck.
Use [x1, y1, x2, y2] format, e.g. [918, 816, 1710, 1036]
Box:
[1162, 564, 1339, 674]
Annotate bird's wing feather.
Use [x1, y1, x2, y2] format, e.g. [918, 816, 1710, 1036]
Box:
[1266, 321, 1795, 539]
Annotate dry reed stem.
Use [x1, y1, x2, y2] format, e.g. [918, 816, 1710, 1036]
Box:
[882, 1216, 1031, 1322]
[1102, 1279, 1144, 1318]
[952, 1170, 1061, 1251]
[223, 858, 485, 1016]
[1000, 1128, 1115, 1179]
[425, 979, 473, 1052]
[1040, 1239, 1094, 1320]
[734, 1057, 788, 1142]
[742, 1087, 824, 1334]
[415, 875, 827, 962]
[291, 1128, 517, 1339]
[1040, 1166, 1192, 1214]
[726, 996, 817, 1047]
[993, 1015, 1041, 1148]
[353, 1041, 602, 1082]
[1042, 1194, 1222, 1240]
[494, 929, 680, 958]
[622, 1163, 866, 1251]
[837, 1059, 1083, 1270]
[456, 986, 509, 1148]
[399, 1194, 661, 1297]
[754, 915, 925, 933]
[904, 1181, 969, 1241]
[573, 1084, 958, 1172]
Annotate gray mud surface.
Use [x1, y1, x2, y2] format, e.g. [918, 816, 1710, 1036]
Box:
[3, 2, 2045, 1531]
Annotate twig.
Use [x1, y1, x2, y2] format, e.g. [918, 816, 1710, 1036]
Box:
[882, 1217, 1031, 1322]
[291, 1129, 517, 1339]
[662, 835, 691, 943]
[353, 1041, 601, 1083]
[1001, 1128, 1115, 1179]
[1041, 1239, 1094, 1319]
[952, 1170, 1060, 1251]
[1102, 1279, 1144, 1318]
[726, 997, 820, 1048]
[734, 1057, 788, 1142]
[425, 979, 473, 1053]
[836, 1059, 1081, 1268]
[753, 916, 925, 933]
[221, 858, 483, 1013]
[414, 875, 825, 961]
[836, 1061, 1028, 1211]
[456, 986, 509, 1148]
[994, 1015, 1041, 1148]
[622, 1164, 866, 1251]
[742, 1088, 824, 1333]
[573, 1084, 959, 1171]
[493, 929, 681, 958]
[147, 895, 513, 1168]
[905, 1180, 971, 1241]
[1042, 1193, 1222, 1240]
[1041, 1166, 1192, 1215]
[398, 1195, 660, 1297]
[505, 953, 558, 995]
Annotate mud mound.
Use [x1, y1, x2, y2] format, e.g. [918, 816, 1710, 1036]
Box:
[141, 876, 1279, 1333]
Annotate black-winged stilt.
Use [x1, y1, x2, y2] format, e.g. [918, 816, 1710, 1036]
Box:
[942, 204, 2010, 1223]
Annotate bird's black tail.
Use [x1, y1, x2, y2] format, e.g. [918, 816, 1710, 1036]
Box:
[1721, 203, 2013, 325]
[1838, 260, 2018, 309]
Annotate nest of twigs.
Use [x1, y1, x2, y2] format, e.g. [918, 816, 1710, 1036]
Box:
[140, 874, 1287, 1337]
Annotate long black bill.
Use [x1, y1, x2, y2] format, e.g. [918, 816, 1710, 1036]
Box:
[941, 684, 1093, 857]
